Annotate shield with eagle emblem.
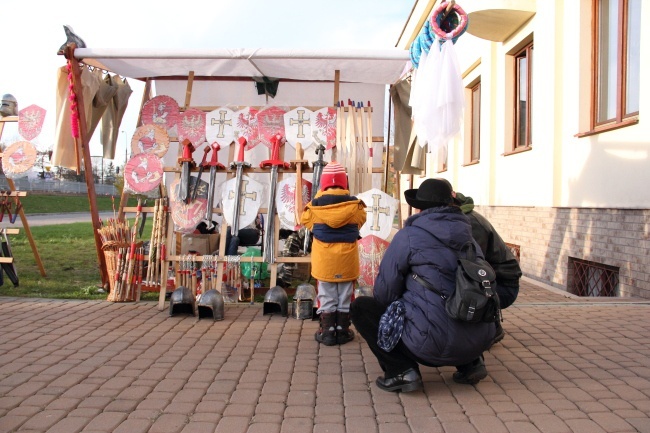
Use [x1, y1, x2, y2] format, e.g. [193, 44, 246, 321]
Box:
[221, 175, 264, 230]
[356, 188, 398, 240]
[311, 107, 337, 150]
[275, 174, 313, 230]
[178, 107, 206, 145]
[357, 234, 391, 288]
[18, 105, 46, 141]
[283, 107, 313, 150]
[233, 107, 261, 150]
[257, 106, 287, 150]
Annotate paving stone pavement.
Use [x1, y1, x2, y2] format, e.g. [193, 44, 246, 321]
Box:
[1, 277, 650, 433]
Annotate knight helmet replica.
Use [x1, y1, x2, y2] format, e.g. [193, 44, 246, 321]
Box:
[169, 286, 196, 316]
[354, 286, 373, 298]
[0, 94, 18, 117]
[291, 282, 317, 320]
[197, 289, 225, 321]
[263, 286, 289, 316]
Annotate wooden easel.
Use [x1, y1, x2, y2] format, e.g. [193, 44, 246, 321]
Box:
[0, 116, 47, 276]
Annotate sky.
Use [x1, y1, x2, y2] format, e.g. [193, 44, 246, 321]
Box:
[1, 0, 413, 167]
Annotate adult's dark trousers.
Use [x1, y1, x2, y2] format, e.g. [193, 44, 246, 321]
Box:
[350, 296, 421, 378]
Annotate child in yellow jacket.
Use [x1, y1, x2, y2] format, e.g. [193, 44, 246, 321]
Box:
[301, 162, 366, 345]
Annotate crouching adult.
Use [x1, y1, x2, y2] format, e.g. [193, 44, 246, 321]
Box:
[350, 179, 496, 393]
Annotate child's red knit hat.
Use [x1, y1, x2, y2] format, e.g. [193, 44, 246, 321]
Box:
[320, 161, 348, 190]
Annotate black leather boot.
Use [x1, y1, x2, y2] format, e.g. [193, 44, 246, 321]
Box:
[336, 311, 355, 345]
[315, 312, 337, 346]
[376, 368, 423, 393]
[453, 356, 487, 385]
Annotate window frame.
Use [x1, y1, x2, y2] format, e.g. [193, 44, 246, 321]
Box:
[513, 43, 533, 151]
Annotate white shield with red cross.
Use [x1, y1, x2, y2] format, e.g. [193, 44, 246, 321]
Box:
[18, 104, 46, 141]
[311, 107, 337, 150]
[283, 107, 313, 150]
[233, 107, 261, 150]
[256, 106, 287, 150]
[206, 107, 236, 147]
[221, 175, 264, 230]
[357, 188, 398, 240]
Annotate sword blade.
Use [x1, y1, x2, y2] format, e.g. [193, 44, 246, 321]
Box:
[179, 162, 190, 203]
[204, 166, 218, 230]
[263, 167, 279, 263]
[231, 164, 244, 236]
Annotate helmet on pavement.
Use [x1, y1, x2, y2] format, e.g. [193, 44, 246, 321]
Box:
[169, 286, 196, 316]
[291, 282, 317, 319]
[263, 286, 288, 316]
[197, 289, 225, 321]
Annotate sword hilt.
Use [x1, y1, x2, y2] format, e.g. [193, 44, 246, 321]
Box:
[260, 133, 290, 169]
[208, 142, 225, 169]
[230, 137, 251, 169]
[178, 139, 195, 165]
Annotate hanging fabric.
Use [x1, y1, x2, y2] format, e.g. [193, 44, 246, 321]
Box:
[101, 75, 132, 160]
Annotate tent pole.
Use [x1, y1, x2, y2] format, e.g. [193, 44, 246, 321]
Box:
[64, 44, 110, 288]
[333, 70, 340, 106]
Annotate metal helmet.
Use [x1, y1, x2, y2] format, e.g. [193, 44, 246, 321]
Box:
[354, 286, 373, 298]
[169, 286, 196, 317]
[0, 94, 18, 117]
[294, 283, 316, 301]
[197, 289, 225, 321]
[263, 286, 288, 316]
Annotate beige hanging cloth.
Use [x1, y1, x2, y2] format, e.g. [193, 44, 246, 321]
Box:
[87, 73, 118, 139]
[101, 75, 132, 160]
[52, 66, 101, 171]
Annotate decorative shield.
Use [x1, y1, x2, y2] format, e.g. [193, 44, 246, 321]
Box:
[141, 95, 180, 135]
[18, 105, 46, 141]
[178, 107, 206, 145]
[256, 106, 287, 149]
[311, 107, 337, 150]
[131, 124, 170, 158]
[206, 107, 236, 146]
[221, 175, 264, 230]
[124, 153, 163, 194]
[357, 235, 391, 288]
[357, 188, 398, 240]
[170, 176, 209, 233]
[233, 107, 260, 150]
[2, 141, 37, 177]
[283, 107, 313, 150]
[275, 175, 313, 230]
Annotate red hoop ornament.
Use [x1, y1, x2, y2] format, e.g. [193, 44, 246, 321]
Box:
[429, 1, 469, 44]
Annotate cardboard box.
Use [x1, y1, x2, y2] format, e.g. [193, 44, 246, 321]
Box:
[179, 233, 220, 255]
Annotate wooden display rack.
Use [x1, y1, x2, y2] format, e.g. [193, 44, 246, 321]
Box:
[0, 117, 47, 277]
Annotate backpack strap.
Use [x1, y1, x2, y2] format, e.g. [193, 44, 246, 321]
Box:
[412, 274, 447, 300]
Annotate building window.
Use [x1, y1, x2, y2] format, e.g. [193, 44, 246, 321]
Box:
[568, 257, 619, 297]
[593, 0, 640, 129]
[470, 82, 481, 162]
[514, 43, 533, 149]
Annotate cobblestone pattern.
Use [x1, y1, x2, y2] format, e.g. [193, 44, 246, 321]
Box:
[0, 281, 649, 433]
[476, 206, 650, 299]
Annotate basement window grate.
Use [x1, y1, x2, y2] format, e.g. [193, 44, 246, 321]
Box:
[568, 257, 619, 297]
[505, 243, 521, 262]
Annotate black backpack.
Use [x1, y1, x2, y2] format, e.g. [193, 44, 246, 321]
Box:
[413, 241, 500, 323]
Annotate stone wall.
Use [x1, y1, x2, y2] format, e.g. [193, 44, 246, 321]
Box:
[477, 206, 650, 299]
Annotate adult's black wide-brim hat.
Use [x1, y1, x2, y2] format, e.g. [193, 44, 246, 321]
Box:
[404, 178, 453, 210]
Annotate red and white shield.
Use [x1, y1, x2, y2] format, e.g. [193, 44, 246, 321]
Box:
[357, 188, 399, 240]
[283, 107, 313, 150]
[312, 107, 337, 150]
[357, 235, 391, 288]
[18, 105, 46, 141]
[124, 153, 163, 194]
[141, 95, 180, 135]
[178, 107, 206, 145]
[206, 107, 236, 146]
[256, 106, 287, 150]
[170, 176, 209, 233]
[131, 124, 170, 158]
[233, 107, 261, 150]
[1, 141, 37, 177]
[276, 175, 313, 230]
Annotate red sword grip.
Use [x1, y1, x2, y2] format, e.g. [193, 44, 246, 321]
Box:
[237, 137, 247, 163]
[208, 142, 225, 169]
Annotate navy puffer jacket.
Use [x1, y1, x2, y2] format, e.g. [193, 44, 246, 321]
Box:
[373, 205, 496, 366]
